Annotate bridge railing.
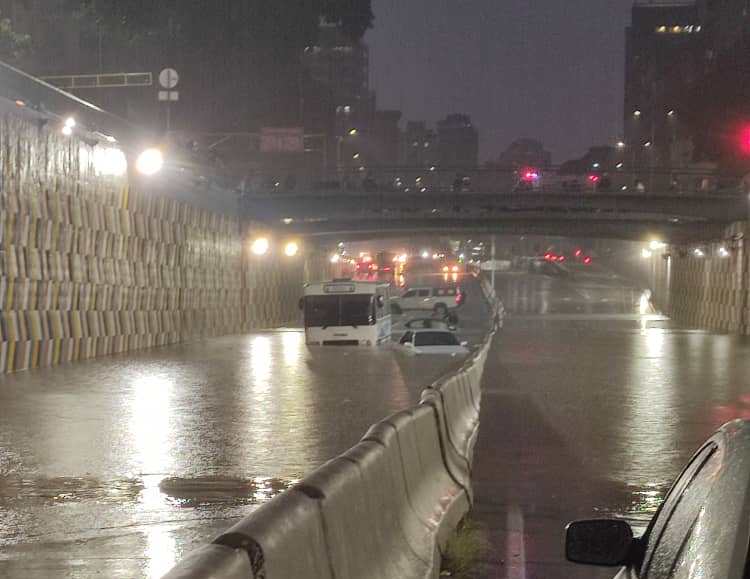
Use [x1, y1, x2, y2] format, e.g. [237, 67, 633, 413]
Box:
[239, 166, 746, 198]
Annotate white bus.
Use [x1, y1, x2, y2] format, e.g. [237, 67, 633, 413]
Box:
[301, 279, 392, 346]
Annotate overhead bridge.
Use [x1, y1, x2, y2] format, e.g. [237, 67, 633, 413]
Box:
[241, 167, 748, 242]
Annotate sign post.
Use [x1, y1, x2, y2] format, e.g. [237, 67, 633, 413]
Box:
[158, 68, 180, 131]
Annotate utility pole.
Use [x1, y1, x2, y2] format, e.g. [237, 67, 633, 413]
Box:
[491, 235, 496, 292]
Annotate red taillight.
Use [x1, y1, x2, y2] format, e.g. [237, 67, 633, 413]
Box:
[558, 255, 566, 262]
[574, 249, 583, 258]
[583, 256, 592, 265]
[544, 252, 552, 260]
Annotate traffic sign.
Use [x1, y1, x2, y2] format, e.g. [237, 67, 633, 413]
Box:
[159, 68, 179, 89]
[159, 91, 179, 102]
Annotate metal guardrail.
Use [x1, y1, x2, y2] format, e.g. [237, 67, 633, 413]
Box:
[239, 166, 747, 199]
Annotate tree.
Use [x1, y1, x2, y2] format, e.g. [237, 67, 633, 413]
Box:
[61, 1, 374, 130]
[0, 12, 31, 60]
[69, 0, 373, 46]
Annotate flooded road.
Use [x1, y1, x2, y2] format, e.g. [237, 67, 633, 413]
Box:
[0, 277, 489, 578]
[472, 271, 750, 578]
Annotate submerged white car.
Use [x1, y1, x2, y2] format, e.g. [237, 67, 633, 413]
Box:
[397, 329, 470, 355]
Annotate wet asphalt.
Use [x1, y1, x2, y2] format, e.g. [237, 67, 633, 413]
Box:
[471, 271, 750, 578]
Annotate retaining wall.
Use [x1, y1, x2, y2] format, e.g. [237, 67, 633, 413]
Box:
[0, 114, 328, 373]
[161, 278, 501, 579]
[652, 221, 750, 335]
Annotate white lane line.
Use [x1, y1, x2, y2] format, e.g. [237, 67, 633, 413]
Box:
[506, 504, 526, 579]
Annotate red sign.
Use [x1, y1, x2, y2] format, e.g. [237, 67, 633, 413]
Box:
[260, 127, 304, 153]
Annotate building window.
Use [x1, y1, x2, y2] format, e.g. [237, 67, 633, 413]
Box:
[655, 24, 701, 34]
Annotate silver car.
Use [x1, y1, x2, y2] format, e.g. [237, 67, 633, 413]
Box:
[565, 419, 750, 578]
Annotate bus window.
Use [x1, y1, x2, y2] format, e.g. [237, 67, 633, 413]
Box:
[340, 294, 373, 326]
[305, 296, 339, 328]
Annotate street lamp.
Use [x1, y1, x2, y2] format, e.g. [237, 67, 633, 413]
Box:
[284, 241, 300, 257]
[136, 148, 164, 176]
[251, 237, 270, 256]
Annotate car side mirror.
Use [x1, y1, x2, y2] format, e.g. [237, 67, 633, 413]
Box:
[565, 520, 634, 567]
[460, 341, 469, 347]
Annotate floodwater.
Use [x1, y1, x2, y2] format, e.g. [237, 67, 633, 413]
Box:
[472, 270, 750, 578]
[0, 277, 489, 578]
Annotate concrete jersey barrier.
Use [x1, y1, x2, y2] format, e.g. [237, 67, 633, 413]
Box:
[160, 286, 497, 579]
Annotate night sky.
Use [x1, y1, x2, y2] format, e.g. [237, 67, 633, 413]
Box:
[366, 0, 634, 164]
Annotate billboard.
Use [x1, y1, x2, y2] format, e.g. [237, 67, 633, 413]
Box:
[260, 127, 305, 153]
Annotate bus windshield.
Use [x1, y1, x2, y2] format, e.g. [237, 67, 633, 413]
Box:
[305, 294, 373, 328]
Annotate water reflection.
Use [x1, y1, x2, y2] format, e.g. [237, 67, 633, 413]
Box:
[145, 521, 176, 579]
[281, 331, 302, 367]
[250, 336, 273, 391]
[131, 374, 173, 475]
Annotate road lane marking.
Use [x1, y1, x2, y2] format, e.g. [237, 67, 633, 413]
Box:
[506, 505, 526, 579]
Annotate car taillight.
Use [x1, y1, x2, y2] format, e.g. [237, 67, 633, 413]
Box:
[583, 256, 592, 265]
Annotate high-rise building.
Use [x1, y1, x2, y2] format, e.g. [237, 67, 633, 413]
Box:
[624, 1, 703, 169]
[436, 114, 479, 168]
[624, 0, 750, 169]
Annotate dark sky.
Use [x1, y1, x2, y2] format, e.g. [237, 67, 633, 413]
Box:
[366, 0, 634, 163]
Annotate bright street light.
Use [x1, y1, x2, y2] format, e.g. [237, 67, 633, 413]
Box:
[251, 237, 269, 256]
[348, 128, 358, 136]
[719, 247, 730, 258]
[284, 241, 300, 257]
[693, 248, 705, 258]
[421, 250, 430, 259]
[94, 147, 128, 177]
[61, 125, 73, 136]
[641, 248, 653, 259]
[330, 254, 340, 264]
[136, 148, 164, 176]
[616, 141, 626, 149]
[649, 240, 666, 251]
[64, 117, 76, 129]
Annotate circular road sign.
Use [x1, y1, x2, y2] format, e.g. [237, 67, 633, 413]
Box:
[159, 68, 179, 89]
